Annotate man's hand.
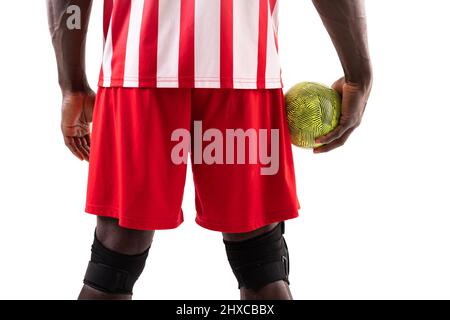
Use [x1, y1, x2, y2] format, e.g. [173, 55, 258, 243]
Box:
[314, 78, 371, 153]
[61, 90, 95, 161]
[47, 0, 93, 160]
[311, 0, 373, 153]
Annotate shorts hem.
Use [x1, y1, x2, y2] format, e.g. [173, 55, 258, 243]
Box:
[85, 204, 184, 231]
[195, 206, 300, 233]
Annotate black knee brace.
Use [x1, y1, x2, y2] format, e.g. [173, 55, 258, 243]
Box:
[224, 223, 290, 291]
[83, 233, 149, 295]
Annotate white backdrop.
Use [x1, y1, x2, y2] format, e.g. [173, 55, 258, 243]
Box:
[0, 0, 449, 300]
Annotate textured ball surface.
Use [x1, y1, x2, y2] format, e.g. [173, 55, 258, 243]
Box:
[285, 82, 341, 148]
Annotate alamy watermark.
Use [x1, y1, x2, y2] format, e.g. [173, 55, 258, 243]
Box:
[66, 5, 81, 30]
[171, 121, 280, 176]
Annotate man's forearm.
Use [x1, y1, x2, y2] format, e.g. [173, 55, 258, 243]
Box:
[47, 0, 93, 93]
[312, 0, 372, 88]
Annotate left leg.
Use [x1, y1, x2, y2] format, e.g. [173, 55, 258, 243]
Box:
[223, 222, 292, 300]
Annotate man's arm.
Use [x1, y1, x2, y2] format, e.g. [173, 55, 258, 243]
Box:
[311, 0, 373, 153]
[47, 0, 94, 161]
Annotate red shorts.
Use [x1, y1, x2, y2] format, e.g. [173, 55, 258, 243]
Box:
[86, 88, 299, 233]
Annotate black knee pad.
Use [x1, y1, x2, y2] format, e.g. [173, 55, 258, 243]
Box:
[224, 222, 290, 291]
[83, 233, 149, 295]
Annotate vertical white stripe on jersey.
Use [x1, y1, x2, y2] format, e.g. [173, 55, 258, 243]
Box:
[123, 0, 145, 87]
[272, 0, 280, 34]
[194, 0, 221, 88]
[102, 4, 114, 87]
[233, 0, 260, 89]
[266, 0, 281, 88]
[157, 0, 181, 88]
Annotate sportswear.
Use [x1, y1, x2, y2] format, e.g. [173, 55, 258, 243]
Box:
[86, 87, 299, 232]
[99, 0, 282, 89]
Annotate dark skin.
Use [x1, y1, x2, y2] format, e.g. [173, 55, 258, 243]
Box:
[47, 0, 372, 300]
[311, 0, 373, 153]
[47, 0, 94, 161]
[78, 217, 155, 300]
[78, 219, 287, 300]
[223, 224, 293, 300]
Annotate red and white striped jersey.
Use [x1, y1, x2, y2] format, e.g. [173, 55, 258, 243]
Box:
[99, 0, 282, 89]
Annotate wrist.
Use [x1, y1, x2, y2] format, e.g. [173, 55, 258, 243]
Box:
[60, 78, 92, 96]
[345, 66, 373, 92]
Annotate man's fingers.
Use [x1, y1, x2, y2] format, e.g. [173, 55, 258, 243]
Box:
[64, 137, 84, 160]
[80, 135, 90, 152]
[84, 134, 91, 148]
[74, 137, 90, 161]
[314, 127, 355, 154]
[81, 135, 91, 161]
[332, 78, 345, 96]
[315, 124, 348, 145]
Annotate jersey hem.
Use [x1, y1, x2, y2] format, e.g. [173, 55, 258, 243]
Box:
[98, 77, 284, 89]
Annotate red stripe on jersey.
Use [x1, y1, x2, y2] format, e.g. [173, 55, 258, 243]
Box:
[269, 0, 277, 14]
[110, 1, 132, 86]
[179, 0, 195, 88]
[139, 0, 159, 87]
[220, 0, 234, 88]
[99, 0, 282, 89]
[103, 0, 114, 40]
[257, 0, 269, 89]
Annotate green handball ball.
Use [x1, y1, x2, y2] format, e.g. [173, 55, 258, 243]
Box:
[285, 82, 341, 148]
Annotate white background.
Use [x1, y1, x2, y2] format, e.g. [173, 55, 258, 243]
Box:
[0, 0, 449, 300]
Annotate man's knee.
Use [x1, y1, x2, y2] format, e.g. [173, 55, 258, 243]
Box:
[223, 223, 279, 242]
[223, 222, 290, 291]
[82, 217, 154, 296]
[96, 217, 155, 255]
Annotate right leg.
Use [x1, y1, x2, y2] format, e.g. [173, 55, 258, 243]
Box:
[78, 217, 155, 300]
